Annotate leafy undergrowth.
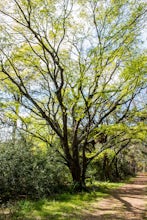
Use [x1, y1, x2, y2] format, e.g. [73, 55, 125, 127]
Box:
[0, 181, 123, 220]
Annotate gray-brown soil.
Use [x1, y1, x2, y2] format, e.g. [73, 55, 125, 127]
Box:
[82, 173, 147, 220]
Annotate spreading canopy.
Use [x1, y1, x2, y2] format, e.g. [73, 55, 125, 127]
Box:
[0, 0, 147, 187]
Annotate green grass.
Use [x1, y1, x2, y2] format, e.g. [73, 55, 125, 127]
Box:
[1, 181, 123, 220]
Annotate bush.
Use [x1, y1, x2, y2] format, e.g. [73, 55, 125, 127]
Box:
[88, 149, 137, 182]
[0, 139, 69, 202]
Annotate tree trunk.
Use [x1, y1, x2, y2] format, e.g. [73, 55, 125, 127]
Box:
[70, 160, 83, 191]
[114, 157, 120, 179]
[81, 144, 87, 187]
[68, 159, 88, 191]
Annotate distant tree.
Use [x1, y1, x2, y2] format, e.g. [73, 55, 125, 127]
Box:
[0, 0, 147, 189]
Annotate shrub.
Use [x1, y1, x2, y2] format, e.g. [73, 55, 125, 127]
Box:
[88, 149, 137, 182]
[0, 139, 69, 202]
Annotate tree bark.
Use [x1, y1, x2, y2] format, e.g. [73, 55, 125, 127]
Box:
[70, 160, 83, 191]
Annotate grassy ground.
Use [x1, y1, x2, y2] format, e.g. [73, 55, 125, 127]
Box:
[0, 181, 123, 220]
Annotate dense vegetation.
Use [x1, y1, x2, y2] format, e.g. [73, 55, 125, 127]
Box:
[0, 138, 70, 202]
[0, 0, 147, 205]
[0, 136, 146, 203]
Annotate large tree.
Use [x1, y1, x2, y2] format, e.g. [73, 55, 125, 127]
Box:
[0, 0, 147, 189]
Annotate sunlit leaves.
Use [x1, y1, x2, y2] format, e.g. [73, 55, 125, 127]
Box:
[121, 55, 147, 80]
[0, 0, 147, 185]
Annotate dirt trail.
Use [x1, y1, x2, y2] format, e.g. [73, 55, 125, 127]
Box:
[82, 173, 147, 220]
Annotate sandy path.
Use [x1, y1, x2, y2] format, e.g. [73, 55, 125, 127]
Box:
[82, 173, 147, 220]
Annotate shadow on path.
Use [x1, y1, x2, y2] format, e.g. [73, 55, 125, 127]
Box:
[81, 173, 147, 220]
